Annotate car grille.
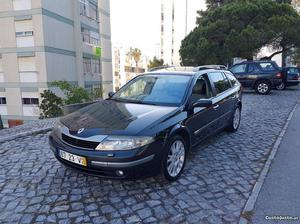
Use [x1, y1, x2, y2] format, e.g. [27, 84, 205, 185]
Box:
[62, 134, 99, 149]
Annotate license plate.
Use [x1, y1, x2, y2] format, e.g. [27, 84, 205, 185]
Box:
[59, 150, 87, 167]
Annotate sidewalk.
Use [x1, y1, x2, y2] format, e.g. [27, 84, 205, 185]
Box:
[0, 118, 57, 143]
[250, 104, 300, 223]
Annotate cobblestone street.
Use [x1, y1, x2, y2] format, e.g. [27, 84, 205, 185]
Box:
[0, 88, 300, 224]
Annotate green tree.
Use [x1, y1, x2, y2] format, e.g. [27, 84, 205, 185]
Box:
[206, 0, 291, 9]
[148, 57, 164, 69]
[39, 90, 63, 119]
[128, 48, 142, 73]
[180, 0, 300, 66]
[51, 81, 92, 105]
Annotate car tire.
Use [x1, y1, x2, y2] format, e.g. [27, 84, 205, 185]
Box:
[161, 135, 187, 181]
[255, 80, 271, 95]
[226, 106, 241, 132]
[275, 82, 286, 90]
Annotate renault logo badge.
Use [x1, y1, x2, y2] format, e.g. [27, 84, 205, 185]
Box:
[77, 128, 85, 134]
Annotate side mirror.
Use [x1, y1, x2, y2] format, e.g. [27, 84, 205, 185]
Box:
[192, 99, 213, 108]
[108, 92, 115, 98]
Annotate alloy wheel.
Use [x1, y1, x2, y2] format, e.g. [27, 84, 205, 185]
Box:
[276, 82, 286, 90]
[233, 107, 241, 130]
[257, 83, 269, 94]
[167, 140, 185, 177]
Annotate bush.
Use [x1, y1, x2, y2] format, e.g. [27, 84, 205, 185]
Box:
[39, 90, 63, 119]
[51, 81, 92, 105]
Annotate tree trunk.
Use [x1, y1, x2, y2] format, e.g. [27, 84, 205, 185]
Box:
[282, 47, 287, 67]
[135, 61, 139, 74]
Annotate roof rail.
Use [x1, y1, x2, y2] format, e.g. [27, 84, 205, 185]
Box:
[149, 66, 195, 72]
[148, 66, 173, 72]
[193, 65, 227, 71]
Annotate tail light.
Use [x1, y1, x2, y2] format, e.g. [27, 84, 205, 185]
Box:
[276, 72, 282, 78]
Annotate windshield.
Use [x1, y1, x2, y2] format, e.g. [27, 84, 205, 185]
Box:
[112, 74, 192, 106]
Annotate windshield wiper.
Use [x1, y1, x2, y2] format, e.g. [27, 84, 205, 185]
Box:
[111, 98, 159, 105]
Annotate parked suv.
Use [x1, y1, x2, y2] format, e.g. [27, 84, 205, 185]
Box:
[276, 67, 300, 90]
[49, 68, 242, 181]
[229, 61, 282, 94]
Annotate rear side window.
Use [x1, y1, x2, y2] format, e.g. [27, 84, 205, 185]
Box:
[225, 72, 238, 87]
[209, 72, 231, 95]
[259, 62, 276, 71]
[248, 64, 260, 73]
[230, 64, 247, 73]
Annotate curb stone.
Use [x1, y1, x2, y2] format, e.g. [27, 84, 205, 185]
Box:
[0, 127, 52, 144]
[239, 100, 300, 224]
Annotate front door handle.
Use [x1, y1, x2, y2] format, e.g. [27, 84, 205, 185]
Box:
[213, 105, 219, 110]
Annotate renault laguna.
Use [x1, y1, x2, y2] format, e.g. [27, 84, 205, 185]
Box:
[49, 67, 242, 181]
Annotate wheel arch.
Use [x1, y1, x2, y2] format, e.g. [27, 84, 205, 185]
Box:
[253, 78, 271, 89]
[168, 124, 192, 151]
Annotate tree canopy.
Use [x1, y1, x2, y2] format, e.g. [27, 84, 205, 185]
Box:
[148, 57, 164, 69]
[180, 0, 300, 66]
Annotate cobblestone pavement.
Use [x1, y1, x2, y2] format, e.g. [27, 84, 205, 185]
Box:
[0, 118, 58, 142]
[0, 88, 300, 224]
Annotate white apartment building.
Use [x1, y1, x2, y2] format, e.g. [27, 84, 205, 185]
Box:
[112, 45, 148, 91]
[160, 0, 199, 66]
[0, 0, 113, 127]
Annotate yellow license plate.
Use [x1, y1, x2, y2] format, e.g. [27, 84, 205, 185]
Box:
[59, 150, 87, 167]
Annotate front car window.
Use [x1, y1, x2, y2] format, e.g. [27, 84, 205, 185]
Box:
[209, 72, 231, 95]
[190, 75, 213, 103]
[230, 64, 247, 73]
[112, 75, 192, 106]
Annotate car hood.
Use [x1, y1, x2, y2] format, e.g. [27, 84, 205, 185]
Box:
[60, 99, 179, 137]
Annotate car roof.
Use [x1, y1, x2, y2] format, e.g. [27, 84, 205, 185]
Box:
[234, 60, 276, 65]
[146, 68, 230, 77]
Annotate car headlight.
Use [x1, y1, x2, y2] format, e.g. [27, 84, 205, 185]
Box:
[95, 136, 154, 151]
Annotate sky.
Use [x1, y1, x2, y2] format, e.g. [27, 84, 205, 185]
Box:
[110, 0, 207, 58]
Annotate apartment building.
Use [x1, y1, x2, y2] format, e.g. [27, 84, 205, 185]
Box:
[112, 46, 148, 91]
[0, 0, 113, 127]
[160, 0, 200, 66]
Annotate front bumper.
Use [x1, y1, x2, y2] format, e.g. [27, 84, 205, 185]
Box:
[49, 133, 164, 179]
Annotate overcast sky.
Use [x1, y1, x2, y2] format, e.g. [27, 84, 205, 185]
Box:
[110, 0, 206, 58]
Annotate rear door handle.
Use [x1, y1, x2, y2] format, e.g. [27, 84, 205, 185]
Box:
[213, 105, 219, 110]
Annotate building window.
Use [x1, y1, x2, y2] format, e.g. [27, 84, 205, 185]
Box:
[92, 59, 101, 74]
[83, 58, 92, 74]
[0, 97, 6, 105]
[81, 28, 100, 46]
[13, 0, 31, 10]
[83, 58, 101, 74]
[15, 20, 34, 47]
[16, 31, 33, 37]
[80, 0, 98, 21]
[22, 98, 39, 105]
[18, 56, 37, 82]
